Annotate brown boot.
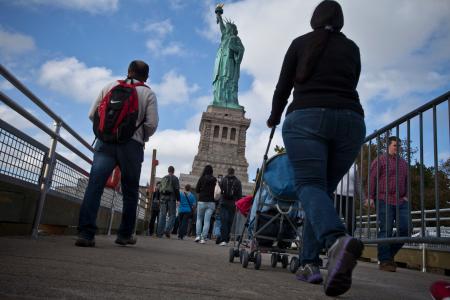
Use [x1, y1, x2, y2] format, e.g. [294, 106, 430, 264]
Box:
[379, 261, 396, 272]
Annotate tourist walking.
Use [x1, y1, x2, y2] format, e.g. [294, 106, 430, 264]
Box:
[178, 184, 197, 240]
[195, 165, 217, 244]
[218, 168, 242, 246]
[157, 166, 180, 238]
[267, 1, 366, 296]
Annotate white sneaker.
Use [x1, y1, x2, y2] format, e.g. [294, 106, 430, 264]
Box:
[195, 236, 201, 242]
[200, 239, 206, 244]
[219, 241, 227, 246]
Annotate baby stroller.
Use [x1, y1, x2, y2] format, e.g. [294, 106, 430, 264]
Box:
[228, 128, 304, 272]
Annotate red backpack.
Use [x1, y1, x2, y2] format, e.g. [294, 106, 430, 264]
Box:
[93, 79, 148, 144]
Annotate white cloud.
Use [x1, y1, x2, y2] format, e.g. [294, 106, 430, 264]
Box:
[0, 28, 36, 56]
[138, 19, 184, 56]
[145, 39, 162, 52]
[145, 39, 184, 56]
[201, 0, 450, 134]
[15, 0, 118, 14]
[141, 19, 174, 37]
[0, 105, 36, 131]
[0, 80, 15, 91]
[161, 43, 183, 56]
[194, 0, 450, 178]
[38, 57, 117, 103]
[152, 70, 199, 106]
[168, 0, 186, 10]
[37, 58, 199, 109]
[141, 129, 200, 183]
[359, 70, 449, 105]
[439, 152, 450, 163]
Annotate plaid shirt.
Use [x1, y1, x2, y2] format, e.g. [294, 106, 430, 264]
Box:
[368, 153, 408, 205]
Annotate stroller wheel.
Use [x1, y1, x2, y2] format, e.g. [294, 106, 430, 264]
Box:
[239, 249, 245, 264]
[281, 255, 289, 268]
[241, 250, 249, 268]
[270, 253, 278, 268]
[229, 248, 235, 263]
[289, 256, 300, 273]
[254, 252, 262, 270]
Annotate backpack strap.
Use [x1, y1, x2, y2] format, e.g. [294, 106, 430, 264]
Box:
[184, 192, 194, 213]
[122, 77, 149, 137]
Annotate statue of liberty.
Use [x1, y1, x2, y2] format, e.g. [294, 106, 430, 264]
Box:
[212, 4, 245, 110]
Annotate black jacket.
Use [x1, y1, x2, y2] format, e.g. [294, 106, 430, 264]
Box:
[151, 190, 160, 210]
[220, 175, 242, 205]
[195, 175, 217, 202]
[268, 31, 363, 126]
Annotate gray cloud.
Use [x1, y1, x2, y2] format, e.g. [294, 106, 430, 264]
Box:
[0, 28, 36, 56]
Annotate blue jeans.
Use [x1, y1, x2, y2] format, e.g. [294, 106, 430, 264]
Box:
[157, 196, 176, 236]
[213, 213, 221, 238]
[78, 139, 144, 240]
[220, 204, 235, 243]
[282, 108, 366, 265]
[178, 212, 192, 239]
[196, 202, 215, 239]
[377, 200, 410, 262]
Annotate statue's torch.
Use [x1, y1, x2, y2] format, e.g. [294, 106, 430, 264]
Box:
[215, 3, 224, 23]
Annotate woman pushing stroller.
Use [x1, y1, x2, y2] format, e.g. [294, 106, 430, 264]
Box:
[267, 1, 366, 297]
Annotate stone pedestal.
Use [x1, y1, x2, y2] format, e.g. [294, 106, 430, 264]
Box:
[180, 105, 255, 195]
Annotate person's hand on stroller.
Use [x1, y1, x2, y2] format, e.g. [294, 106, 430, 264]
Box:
[266, 119, 277, 128]
[266, 114, 279, 128]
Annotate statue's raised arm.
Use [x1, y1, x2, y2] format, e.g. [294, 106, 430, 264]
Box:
[215, 4, 225, 34]
[212, 3, 245, 110]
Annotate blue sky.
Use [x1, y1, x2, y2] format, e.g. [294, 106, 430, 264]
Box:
[1, 0, 449, 185]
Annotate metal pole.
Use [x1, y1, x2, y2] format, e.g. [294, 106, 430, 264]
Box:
[339, 176, 344, 220]
[395, 126, 400, 237]
[145, 149, 157, 234]
[367, 140, 372, 238]
[134, 199, 140, 236]
[419, 113, 425, 237]
[359, 150, 363, 239]
[407, 120, 412, 236]
[31, 121, 61, 238]
[422, 243, 427, 273]
[376, 134, 380, 237]
[385, 133, 389, 237]
[107, 190, 116, 236]
[352, 163, 357, 236]
[345, 171, 350, 232]
[432, 105, 440, 237]
[334, 192, 338, 216]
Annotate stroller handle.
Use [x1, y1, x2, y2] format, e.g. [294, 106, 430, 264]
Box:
[264, 126, 276, 160]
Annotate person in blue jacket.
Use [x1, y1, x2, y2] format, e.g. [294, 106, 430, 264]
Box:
[178, 184, 197, 240]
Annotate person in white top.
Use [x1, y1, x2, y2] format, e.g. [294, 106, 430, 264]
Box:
[76, 60, 158, 247]
[335, 164, 356, 235]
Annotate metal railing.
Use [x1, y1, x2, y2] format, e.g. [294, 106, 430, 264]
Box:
[0, 64, 148, 237]
[334, 92, 450, 246]
[332, 92, 450, 272]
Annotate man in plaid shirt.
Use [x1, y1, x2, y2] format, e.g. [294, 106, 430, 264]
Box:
[366, 136, 409, 272]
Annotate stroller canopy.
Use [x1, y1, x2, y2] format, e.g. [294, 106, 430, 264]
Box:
[262, 153, 297, 201]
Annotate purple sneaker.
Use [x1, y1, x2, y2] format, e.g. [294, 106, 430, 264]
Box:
[324, 236, 364, 297]
[296, 264, 323, 284]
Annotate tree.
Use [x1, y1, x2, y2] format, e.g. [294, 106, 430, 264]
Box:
[274, 145, 285, 154]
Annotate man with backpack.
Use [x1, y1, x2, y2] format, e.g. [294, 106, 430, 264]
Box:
[218, 168, 242, 246]
[157, 166, 180, 238]
[75, 60, 158, 247]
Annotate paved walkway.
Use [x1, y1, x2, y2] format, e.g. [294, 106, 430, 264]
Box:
[0, 235, 445, 299]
